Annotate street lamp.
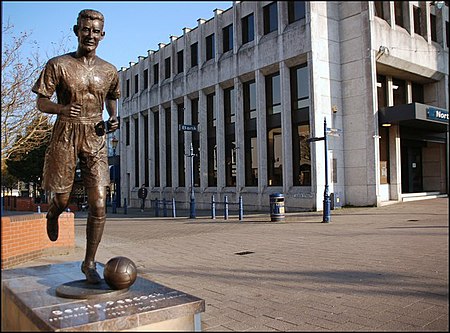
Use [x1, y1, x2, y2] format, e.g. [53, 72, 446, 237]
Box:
[111, 136, 119, 213]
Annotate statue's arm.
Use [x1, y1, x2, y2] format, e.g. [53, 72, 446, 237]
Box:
[36, 95, 81, 117]
[105, 98, 119, 132]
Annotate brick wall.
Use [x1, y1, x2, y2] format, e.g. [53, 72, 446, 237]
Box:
[1, 213, 75, 269]
[2, 196, 78, 212]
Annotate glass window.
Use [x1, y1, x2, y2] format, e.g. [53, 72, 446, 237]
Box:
[412, 82, 424, 103]
[177, 50, 184, 74]
[394, 1, 404, 28]
[243, 80, 257, 186]
[224, 87, 236, 187]
[144, 114, 149, 186]
[153, 111, 160, 187]
[153, 63, 159, 84]
[191, 42, 198, 67]
[134, 74, 138, 94]
[223, 24, 233, 53]
[430, 13, 437, 42]
[377, 74, 387, 109]
[207, 93, 217, 186]
[242, 13, 254, 44]
[134, 117, 139, 187]
[165, 57, 171, 79]
[126, 79, 130, 97]
[143, 69, 148, 89]
[288, 1, 305, 23]
[266, 72, 281, 115]
[177, 104, 185, 187]
[413, 6, 422, 35]
[374, 2, 384, 19]
[206, 34, 215, 61]
[125, 119, 130, 146]
[266, 72, 282, 186]
[264, 2, 278, 35]
[392, 78, 406, 105]
[291, 64, 310, 186]
[165, 107, 172, 187]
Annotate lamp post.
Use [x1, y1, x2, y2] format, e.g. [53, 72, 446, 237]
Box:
[307, 117, 331, 223]
[187, 143, 196, 219]
[111, 136, 119, 214]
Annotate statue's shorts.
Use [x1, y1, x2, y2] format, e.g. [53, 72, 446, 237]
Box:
[42, 116, 109, 193]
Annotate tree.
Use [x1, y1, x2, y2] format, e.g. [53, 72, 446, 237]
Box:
[1, 20, 71, 167]
[1, 20, 71, 192]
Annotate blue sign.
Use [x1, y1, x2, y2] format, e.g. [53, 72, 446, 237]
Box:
[426, 107, 448, 123]
[179, 124, 198, 131]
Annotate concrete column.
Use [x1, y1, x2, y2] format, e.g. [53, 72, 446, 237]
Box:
[215, 84, 226, 190]
[389, 125, 402, 200]
[129, 115, 137, 189]
[148, 111, 155, 188]
[199, 90, 208, 189]
[280, 61, 293, 193]
[234, 77, 245, 191]
[159, 105, 166, 188]
[255, 69, 267, 190]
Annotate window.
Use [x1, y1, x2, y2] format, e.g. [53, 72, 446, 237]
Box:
[191, 42, 198, 67]
[134, 74, 138, 94]
[191, 98, 200, 187]
[243, 80, 257, 186]
[165, 57, 171, 79]
[177, 104, 185, 187]
[412, 82, 424, 103]
[224, 87, 236, 187]
[377, 75, 387, 109]
[374, 2, 384, 19]
[266, 72, 281, 115]
[134, 117, 139, 187]
[143, 114, 149, 186]
[263, 2, 278, 35]
[288, 1, 305, 23]
[242, 13, 254, 44]
[266, 72, 282, 186]
[207, 93, 217, 186]
[430, 13, 437, 42]
[394, 1, 404, 28]
[153, 111, 160, 187]
[379, 126, 390, 184]
[125, 119, 130, 146]
[206, 33, 215, 61]
[143, 69, 148, 89]
[223, 24, 233, 53]
[291, 64, 310, 186]
[153, 63, 159, 84]
[165, 107, 172, 187]
[413, 6, 422, 35]
[392, 78, 406, 105]
[177, 50, 184, 74]
[126, 79, 130, 97]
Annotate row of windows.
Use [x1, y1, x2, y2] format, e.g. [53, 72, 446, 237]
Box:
[125, 1, 306, 97]
[374, 1, 449, 45]
[125, 64, 311, 189]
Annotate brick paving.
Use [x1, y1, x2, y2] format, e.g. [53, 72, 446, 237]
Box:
[13, 198, 449, 331]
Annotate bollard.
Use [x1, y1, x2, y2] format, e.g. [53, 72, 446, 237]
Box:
[123, 198, 127, 215]
[211, 195, 216, 219]
[37, 205, 41, 213]
[163, 198, 167, 217]
[224, 195, 228, 220]
[112, 200, 117, 214]
[172, 198, 176, 217]
[239, 195, 243, 221]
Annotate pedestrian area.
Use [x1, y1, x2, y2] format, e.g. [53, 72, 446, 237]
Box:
[16, 198, 449, 331]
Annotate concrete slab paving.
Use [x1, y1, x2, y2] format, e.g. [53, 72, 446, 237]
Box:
[9, 197, 449, 331]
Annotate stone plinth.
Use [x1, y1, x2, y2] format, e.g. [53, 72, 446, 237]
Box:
[1, 261, 205, 331]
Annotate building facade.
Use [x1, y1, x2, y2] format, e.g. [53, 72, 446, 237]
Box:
[118, 1, 449, 211]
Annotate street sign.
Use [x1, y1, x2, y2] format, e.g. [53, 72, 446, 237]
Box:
[179, 124, 197, 132]
[326, 127, 342, 137]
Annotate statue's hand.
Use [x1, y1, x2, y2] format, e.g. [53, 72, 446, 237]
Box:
[60, 103, 81, 117]
[107, 116, 119, 132]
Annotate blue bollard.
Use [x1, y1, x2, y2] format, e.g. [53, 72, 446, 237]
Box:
[224, 195, 228, 220]
[123, 198, 127, 215]
[155, 199, 160, 217]
[163, 198, 167, 217]
[172, 198, 176, 217]
[239, 195, 243, 221]
[211, 195, 216, 219]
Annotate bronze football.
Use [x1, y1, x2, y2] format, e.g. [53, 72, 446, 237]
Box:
[103, 256, 137, 290]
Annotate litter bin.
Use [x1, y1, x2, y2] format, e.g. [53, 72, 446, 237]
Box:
[269, 193, 285, 222]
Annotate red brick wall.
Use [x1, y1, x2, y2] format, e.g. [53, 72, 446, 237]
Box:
[2, 196, 78, 212]
[1, 212, 75, 269]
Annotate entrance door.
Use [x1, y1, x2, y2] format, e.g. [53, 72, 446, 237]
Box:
[401, 146, 423, 193]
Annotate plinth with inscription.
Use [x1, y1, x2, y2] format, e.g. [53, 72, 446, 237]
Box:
[1, 261, 205, 331]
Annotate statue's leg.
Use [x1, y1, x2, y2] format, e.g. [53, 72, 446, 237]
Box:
[81, 186, 106, 284]
[46, 192, 70, 242]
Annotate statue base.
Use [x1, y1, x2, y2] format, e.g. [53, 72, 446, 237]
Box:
[2, 261, 205, 331]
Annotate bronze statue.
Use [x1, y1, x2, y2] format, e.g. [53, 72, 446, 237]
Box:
[32, 9, 120, 284]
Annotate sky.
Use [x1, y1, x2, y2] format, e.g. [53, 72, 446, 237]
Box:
[2, 1, 233, 70]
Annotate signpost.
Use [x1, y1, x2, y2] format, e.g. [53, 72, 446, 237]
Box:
[180, 124, 197, 219]
[307, 117, 340, 223]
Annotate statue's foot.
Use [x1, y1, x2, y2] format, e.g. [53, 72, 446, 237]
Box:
[81, 261, 102, 284]
[46, 214, 59, 242]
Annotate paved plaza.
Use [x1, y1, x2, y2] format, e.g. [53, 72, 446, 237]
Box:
[12, 198, 449, 331]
